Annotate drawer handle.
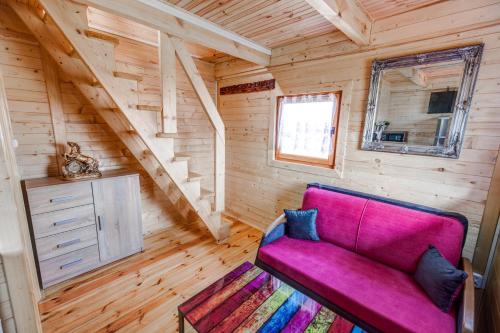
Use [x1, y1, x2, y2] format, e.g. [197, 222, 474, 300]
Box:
[53, 218, 78, 227]
[59, 258, 82, 270]
[56, 239, 81, 248]
[50, 196, 75, 204]
[97, 216, 103, 231]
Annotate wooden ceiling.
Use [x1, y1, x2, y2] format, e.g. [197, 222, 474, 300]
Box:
[88, 0, 448, 63]
[358, 0, 443, 20]
[164, 0, 446, 48]
[165, 0, 337, 48]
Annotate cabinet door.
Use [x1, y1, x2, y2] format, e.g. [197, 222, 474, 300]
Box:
[92, 175, 143, 263]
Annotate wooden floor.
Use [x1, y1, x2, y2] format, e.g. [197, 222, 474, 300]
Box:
[38, 222, 261, 333]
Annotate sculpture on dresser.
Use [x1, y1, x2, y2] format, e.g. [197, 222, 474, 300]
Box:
[374, 120, 390, 142]
[61, 141, 101, 180]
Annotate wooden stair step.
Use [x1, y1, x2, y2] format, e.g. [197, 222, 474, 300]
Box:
[35, 6, 47, 22]
[85, 29, 120, 45]
[183, 181, 201, 199]
[186, 172, 202, 182]
[79, 105, 95, 114]
[113, 71, 143, 82]
[68, 48, 79, 58]
[201, 188, 215, 199]
[14, 0, 226, 242]
[174, 153, 191, 162]
[136, 104, 162, 112]
[197, 198, 211, 212]
[156, 132, 176, 138]
[90, 78, 102, 88]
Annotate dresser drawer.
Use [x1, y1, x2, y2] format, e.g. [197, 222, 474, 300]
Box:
[40, 245, 100, 288]
[36, 226, 98, 261]
[31, 205, 96, 239]
[28, 182, 93, 215]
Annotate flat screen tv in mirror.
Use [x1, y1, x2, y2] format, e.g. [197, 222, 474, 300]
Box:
[361, 45, 483, 158]
[428, 90, 457, 114]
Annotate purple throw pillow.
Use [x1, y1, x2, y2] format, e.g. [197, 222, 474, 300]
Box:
[414, 245, 467, 312]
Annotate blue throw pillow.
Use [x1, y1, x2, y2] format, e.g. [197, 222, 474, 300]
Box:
[414, 245, 467, 312]
[284, 208, 320, 241]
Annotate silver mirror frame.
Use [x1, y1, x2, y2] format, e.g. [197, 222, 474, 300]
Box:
[361, 44, 483, 158]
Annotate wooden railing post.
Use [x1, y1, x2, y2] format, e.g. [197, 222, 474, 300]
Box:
[173, 38, 226, 214]
[215, 134, 225, 212]
[159, 32, 177, 134]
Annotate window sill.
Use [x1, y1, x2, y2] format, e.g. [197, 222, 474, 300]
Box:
[268, 158, 342, 178]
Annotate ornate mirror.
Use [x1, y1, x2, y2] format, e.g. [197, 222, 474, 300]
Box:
[361, 45, 483, 158]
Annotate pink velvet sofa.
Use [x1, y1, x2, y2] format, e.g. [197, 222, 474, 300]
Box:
[255, 183, 474, 333]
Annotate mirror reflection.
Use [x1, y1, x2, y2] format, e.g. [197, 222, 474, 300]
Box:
[374, 61, 465, 147]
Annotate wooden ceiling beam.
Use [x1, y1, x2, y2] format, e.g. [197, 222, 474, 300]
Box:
[397, 68, 428, 88]
[304, 0, 372, 46]
[74, 0, 271, 66]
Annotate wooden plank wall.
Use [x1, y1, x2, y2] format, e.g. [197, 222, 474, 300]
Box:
[376, 76, 461, 146]
[479, 238, 500, 332]
[112, 36, 217, 192]
[0, 257, 15, 333]
[217, 0, 500, 259]
[0, 4, 216, 235]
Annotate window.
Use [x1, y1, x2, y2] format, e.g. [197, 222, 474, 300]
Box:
[275, 92, 341, 168]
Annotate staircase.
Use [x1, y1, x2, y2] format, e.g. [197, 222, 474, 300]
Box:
[9, 0, 229, 241]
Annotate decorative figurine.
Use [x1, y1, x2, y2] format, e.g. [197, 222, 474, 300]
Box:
[374, 120, 390, 142]
[61, 142, 101, 180]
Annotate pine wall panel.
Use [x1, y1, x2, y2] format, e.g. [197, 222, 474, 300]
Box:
[0, 4, 216, 235]
[217, 1, 500, 259]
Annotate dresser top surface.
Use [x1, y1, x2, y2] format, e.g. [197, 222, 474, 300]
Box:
[23, 169, 139, 189]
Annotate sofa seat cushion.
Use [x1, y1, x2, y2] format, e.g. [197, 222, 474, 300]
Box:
[258, 236, 456, 333]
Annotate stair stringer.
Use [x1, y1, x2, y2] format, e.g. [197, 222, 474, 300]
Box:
[9, 0, 226, 241]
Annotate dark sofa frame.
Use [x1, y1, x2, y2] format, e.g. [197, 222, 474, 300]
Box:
[255, 183, 474, 333]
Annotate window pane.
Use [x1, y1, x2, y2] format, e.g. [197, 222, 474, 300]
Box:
[278, 96, 336, 160]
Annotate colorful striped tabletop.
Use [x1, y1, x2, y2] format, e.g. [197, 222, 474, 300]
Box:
[178, 262, 367, 333]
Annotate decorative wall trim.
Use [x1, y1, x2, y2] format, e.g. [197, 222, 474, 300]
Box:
[220, 79, 275, 95]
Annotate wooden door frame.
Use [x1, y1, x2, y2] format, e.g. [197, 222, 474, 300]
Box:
[474, 145, 500, 276]
[0, 70, 42, 332]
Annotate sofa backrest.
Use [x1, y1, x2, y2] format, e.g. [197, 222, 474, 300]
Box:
[304, 184, 467, 273]
[356, 200, 465, 273]
[302, 187, 368, 251]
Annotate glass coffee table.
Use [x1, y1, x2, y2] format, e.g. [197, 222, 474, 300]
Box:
[178, 261, 365, 333]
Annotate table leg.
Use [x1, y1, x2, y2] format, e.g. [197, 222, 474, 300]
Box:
[178, 310, 185, 333]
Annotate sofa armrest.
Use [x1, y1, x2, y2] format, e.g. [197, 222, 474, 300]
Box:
[460, 258, 474, 333]
[265, 213, 286, 236]
[258, 214, 287, 248]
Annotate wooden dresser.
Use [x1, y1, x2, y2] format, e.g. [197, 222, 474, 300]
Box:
[21, 170, 143, 289]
